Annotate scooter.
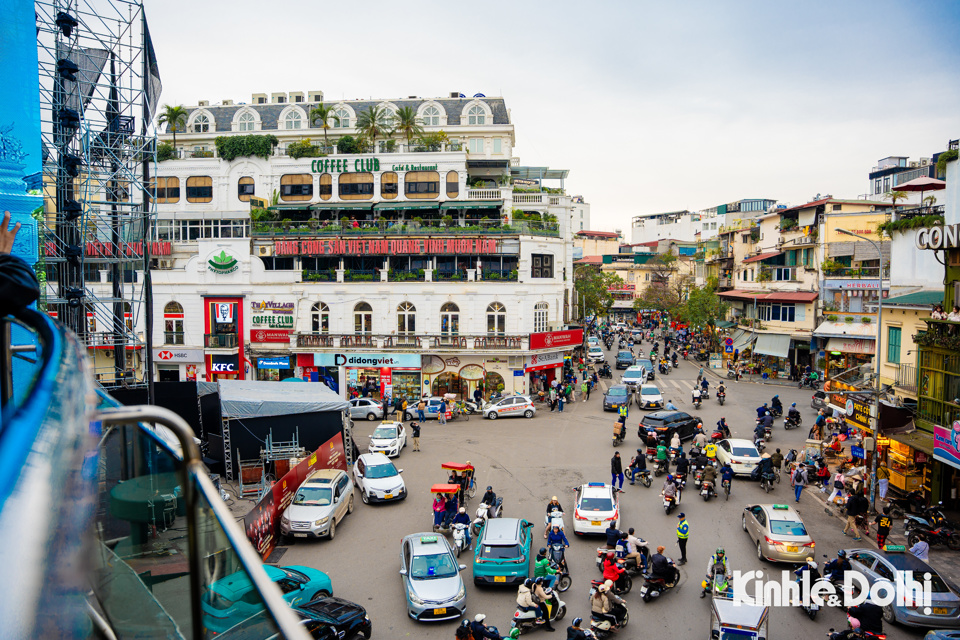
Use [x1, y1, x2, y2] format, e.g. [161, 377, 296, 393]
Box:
[589, 603, 629, 639]
[595, 541, 648, 576]
[548, 543, 572, 592]
[598, 364, 612, 379]
[511, 588, 566, 634]
[906, 522, 960, 550]
[627, 466, 652, 487]
[888, 490, 928, 519]
[770, 405, 783, 418]
[613, 423, 625, 447]
[726, 368, 736, 379]
[639, 561, 680, 602]
[717, 391, 725, 406]
[785, 414, 802, 430]
[764, 425, 773, 442]
[799, 377, 821, 390]
[662, 493, 677, 515]
[471, 499, 503, 536]
[693, 395, 702, 410]
[545, 508, 565, 532]
[701, 479, 716, 501]
[693, 468, 705, 488]
[754, 437, 766, 454]
[759, 471, 776, 494]
[654, 458, 669, 477]
[451, 522, 470, 557]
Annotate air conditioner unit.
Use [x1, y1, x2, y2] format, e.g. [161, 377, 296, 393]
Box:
[258, 245, 274, 257]
[776, 237, 784, 246]
[158, 259, 174, 269]
[921, 158, 931, 166]
[198, 100, 209, 107]
[908, 161, 919, 168]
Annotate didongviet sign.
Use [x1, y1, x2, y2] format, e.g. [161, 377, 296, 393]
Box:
[274, 238, 497, 257]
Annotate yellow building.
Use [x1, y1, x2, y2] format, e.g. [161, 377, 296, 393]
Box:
[879, 290, 944, 403]
[574, 230, 621, 257]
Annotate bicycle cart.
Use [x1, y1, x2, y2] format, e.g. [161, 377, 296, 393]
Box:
[710, 597, 769, 640]
[431, 483, 462, 531]
[441, 462, 477, 502]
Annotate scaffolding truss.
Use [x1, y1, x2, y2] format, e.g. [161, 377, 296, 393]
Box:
[36, 0, 157, 388]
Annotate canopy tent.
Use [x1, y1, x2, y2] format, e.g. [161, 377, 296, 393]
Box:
[754, 333, 792, 359]
[813, 321, 877, 339]
[217, 379, 348, 419]
[730, 329, 757, 351]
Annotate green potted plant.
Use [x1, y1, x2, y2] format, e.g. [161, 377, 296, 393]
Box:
[844, 316, 854, 324]
[861, 316, 872, 323]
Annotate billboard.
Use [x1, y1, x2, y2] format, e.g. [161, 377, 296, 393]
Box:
[529, 329, 584, 351]
[934, 423, 960, 471]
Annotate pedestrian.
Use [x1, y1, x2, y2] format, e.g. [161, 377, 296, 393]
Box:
[875, 507, 892, 549]
[828, 472, 845, 505]
[549, 386, 557, 411]
[568, 382, 576, 403]
[442, 492, 458, 529]
[611, 452, 624, 489]
[432, 492, 446, 531]
[876, 465, 890, 501]
[842, 491, 863, 541]
[676, 513, 689, 565]
[438, 398, 447, 425]
[417, 397, 426, 423]
[473, 386, 482, 405]
[581, 380, 589, 402]
[558, 393, 565, 413]
[411, 421, 421, 451]
[791, 463, 808, 503]
[910, 538, 930, 562]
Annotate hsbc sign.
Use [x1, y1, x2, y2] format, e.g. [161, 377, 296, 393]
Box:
[152, 348, 203, 362]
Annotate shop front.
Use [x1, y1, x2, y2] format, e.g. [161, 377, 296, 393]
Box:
[422, 354, 525, 400]
[813, 320, 877, 380]
[312, 352, 422, 401]
[203, 297, 245, 380]
[933, 423, 960, 506]
[885, 431, 931, 494]
[256, 356, 295, 381]
[153, 347, 204, 382]
[752, 333, 792, 379]
[525, 351, 565, 392]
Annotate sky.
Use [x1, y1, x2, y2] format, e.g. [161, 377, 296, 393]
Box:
[148, 0, 960, 232]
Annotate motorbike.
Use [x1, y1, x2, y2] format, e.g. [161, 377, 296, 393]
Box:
[548, 543, 572, 592]
[693, 395, 702, 409]
[799, 377, 821, 390]
[471, 499, 503, 536]
[654, 458, 669, 477]
[764, 425, 772, 442]
[770, 405, 783, 418]
[717, 391, 725, 406]
[693, 468, 704, 488]
[598, 364, 612, 379]
[595, 542, 649, 576]
[545, 508, 565, 532]
[759, 471, 776, 493]
[785, 414, 802, 430]
[590, 576, 632, 596]
[662, 493, 678, 515]
[683, 349, 689, 360]
[721, 477, 732, 500]
[726, 367, 737, 379]
[639, 561, 680, 602]
[511, 587, 566, 634]
[627, 467, 652, 487]
[888, 490, 928, 519]
[589, 603, 629, 639]
[452, 522, 470, 557]
[613, 423, 625, 447]
[701, 479, 716, 501]
[700, 568, 731, 599]
[906, 522, 960, 550]
[754, 437, 766, 454]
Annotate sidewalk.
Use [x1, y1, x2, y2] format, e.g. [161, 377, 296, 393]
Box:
[703, 366, 800, 387]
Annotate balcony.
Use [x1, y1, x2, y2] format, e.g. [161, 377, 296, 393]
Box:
[435, 271, 465, 282]
[302, 269, 336, 282]
[296, 333, 334, 348]
[823, 266, 891, 279]
[896, 364, 918, 394]
[915, 319, 960, 353]
[343, 269, 378, 282]
[252, 219, 559, 238]
[204, 333, 238, 348]
[480, 269, 518, 282]
[389, 269, 425, 282]
[294, 332, 527, 350]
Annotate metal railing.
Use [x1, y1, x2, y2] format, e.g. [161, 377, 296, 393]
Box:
[252, 219, 559, 238]
[205, 333, 239, 348]
[480, 269, 518, 281]
[302, 269, 336, 282]
[295, 332, 528, 350]
[823, 266, 891, 279]
[896, 364, 918, 393]
[296, 333, 334, 348]
[435, 271, 466, 281]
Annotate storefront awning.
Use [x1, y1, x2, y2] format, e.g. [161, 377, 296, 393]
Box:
[310, 203, 374, 211]
[888, 429, 935, 457]
[813, 321, 877, 339]
[754, 334, 792, 359]
[826, 337, 875, 355]
[440, 200, 501, 210]
[731, 329, 757, 351]
[268, 203, 313, 212]
[372, 202, 440, 211]
[743, 251, 782, 264]
[714, 320, 737, 328]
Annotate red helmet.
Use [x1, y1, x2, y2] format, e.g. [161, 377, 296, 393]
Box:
[606, 551, 615, 560]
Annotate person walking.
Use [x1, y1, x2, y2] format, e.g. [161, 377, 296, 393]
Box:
[791, 463, 808, 503]
[568, 382, 576, 403]
[676, 513, 689, 565]
[417, 397, 426, 423]
[875, 507, 892, 549]
[581, 380, 589, 402]
[438, 398, 448, 425]
[611, 452, 624, 490]
[411, 421, 421, 452]
[842, 491, 864, 541]
[549, 386, 557, 412]
[876, 465, 890, 501]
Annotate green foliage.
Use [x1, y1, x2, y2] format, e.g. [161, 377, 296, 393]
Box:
[937, 149, 958, 177]
[844, 316, 854, 324]
[413, 130, 449, 152]
[826, 315, 839, 322]
[395, 106, 424, 143]
[680, 280, 730, 331]
[336, 135, 361, 154]
[821, 258, 846, 275]
[779, 218, 798, 231]
[749, 229, 760, 243]
[861, 316, 872, 323]
[356, 105, 394, 151]
[157, 104, 188, 146]
[215, 134, 278, 161]
[286, 139, 326, 159]
[883, 190, 909, 209]
[756, 269, 772, 282]
[441, 215, 454, 226]
[309, 103, 340, 146]
[250, 207, 275, 222]
[156, 142, 176, 162]
[575, 267, 623, 318]
[877, 214, 944, 238]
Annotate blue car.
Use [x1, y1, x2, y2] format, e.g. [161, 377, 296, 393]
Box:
[201, 564, 333, 634]
[615, 351, 635, 370]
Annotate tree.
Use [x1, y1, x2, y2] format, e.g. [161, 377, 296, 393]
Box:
[648, 252, 677, 284]
[634, 282, 678, 315]
[574, 266, 624, 319]
[309, 103, 340, 149]
[884, 190, 908, 210]
[394, 106, 424, 145]
[356, 105, 395, 153]
[681, 277, 730, 348]
[157, 104, 188, 148]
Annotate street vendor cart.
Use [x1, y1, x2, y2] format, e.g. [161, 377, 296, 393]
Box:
[710, 597, 769, 640]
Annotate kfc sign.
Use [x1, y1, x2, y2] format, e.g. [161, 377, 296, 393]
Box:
[529, 329, 584, 351]
[210, 354, 239, 373]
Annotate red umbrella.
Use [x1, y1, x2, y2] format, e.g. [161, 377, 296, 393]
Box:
[893, 176, 946, 209]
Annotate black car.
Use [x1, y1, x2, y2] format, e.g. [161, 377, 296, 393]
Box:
[615, 351, 635, 370]
[603, 385, 632, 412]
[637, 410, 702, 441]
[216, 597, 372, 640]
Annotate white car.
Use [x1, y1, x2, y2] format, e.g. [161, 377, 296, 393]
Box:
[587, 336, 600, 347]
[349, 397, 384, 421]
[588, 346, 605, 362]
[715, 438, 761, 476]
[621, 365, 647, 392]
[367, 421, 406, 458]
[637, 384, 664, 410]
[483, 395, 536, 420]
[572, 482, 620, 536]
[353, 452, 406, 504]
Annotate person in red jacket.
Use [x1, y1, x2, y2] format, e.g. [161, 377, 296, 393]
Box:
[602, 551, 627, 592]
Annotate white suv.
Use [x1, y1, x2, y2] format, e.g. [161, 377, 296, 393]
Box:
[621, 365, 647, 392]
[354, 453, 406, 504]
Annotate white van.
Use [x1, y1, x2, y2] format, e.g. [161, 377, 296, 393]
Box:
[621, 365, 647, 391]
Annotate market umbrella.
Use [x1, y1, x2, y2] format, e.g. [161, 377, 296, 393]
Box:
[893, 176, 946, 209]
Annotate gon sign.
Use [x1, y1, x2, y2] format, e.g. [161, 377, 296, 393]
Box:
[916, 224, 960, 250]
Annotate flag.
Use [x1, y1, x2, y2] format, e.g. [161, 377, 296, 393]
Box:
[143, 13, 162, 125]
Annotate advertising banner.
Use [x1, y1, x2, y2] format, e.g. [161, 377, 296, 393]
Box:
[312, 352, 422, 368]
[210, 353, 239, 373]
[274, 237, 498, 257]
[257, 357, 290, 369]
[529, 329, 584, 351]
[250, 329, 291, 343]
[525, 351, 564, 372]
[934, 423, 960, 471]
[845, 397, 872, 432]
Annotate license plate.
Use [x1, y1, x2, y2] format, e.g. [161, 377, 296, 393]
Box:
[434, 608, 447, 615]
[639, 587, 648, 596]
[591, 521, 601, 526]
[385, 493, 393, 499]
[494, 576, 506, 583]
[786, 546, 798, 553]
[934, 607, 949, 615]
[294, 533, 307, 538]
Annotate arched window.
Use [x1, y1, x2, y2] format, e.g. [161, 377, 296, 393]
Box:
[486, 302, 505, 335]
[440, 302, 459, 336]
[333, 108, 350, 128]
[237, 112, 256, 131]
[422, 105, 440, 126]
[193, 113, 210, 133]
[534, 302, 549, 333]
[397, 302, 416, 334]
[284, 111, 302, 130]
[446, 170, 459, 198]
[164, 301, 184, 344]
[468, 105, 486, 125]
[354, 302, 372, 334]
[311, 302, 329, 333]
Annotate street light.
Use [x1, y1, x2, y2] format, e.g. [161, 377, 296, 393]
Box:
[836, 227, 884, 514]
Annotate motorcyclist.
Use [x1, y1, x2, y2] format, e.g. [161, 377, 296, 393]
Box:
[670, 431, 681, 453]
[756, 455, 774, 485]
[452, 507, 472, 548]
[535, 547, 560, 590]
[824, 550, 852, 582]
[848, 602, 884, 636]
[693, 429, 708, 449]
[650, 545, 675, 582]
[716, 382, 726, 398]
[547, 525, 570, 550]
[590, 582, 624, 628]
[532, 577, 557, 632]
[662, 475, 679, 504]
[787, 402, 801, 424]
[794, 557, 821, 583]
[517, 579, 544, 626]
[756, 403, 769, 419]
[544, 496, 564, 538]
[700, 377, 709, 393]
[720, 463, 735, 490]
[604, 524, 623, 549]
[753, 420, 766, 444]
[716, 417, 731, 439]
[602, 551, 627, 592]
[665, 399, 678, 411]
[771, 395, 783, 414]
[693, 449, 710, 470]
[692, 386, 702, 405]
[628, 448, 647, 484]
[471, 614, 501, 640]
[760, 412, 774, 431]
[624, 527, 647, 571]
[701, 464, 718, 494]
[675, 451, 690, 482]
[656, 441, 669, 472]
[567, 617, 589, 640]
[481, 486, 498, 517]
[706, 547, 731, 580]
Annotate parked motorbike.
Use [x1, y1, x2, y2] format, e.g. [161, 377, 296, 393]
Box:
[888, 490, 929, 519]
[726, 368, 737, 379]
[452, 522, 470, 557]
[548, 543, 572, 592]
[639, 561, 680, 602]
[471, 499, 503, 536]
[717, 391, 725, 406]
[799, 377, 822, 390]
[906, 523, 960, 550]
[511, 588, 566, 634]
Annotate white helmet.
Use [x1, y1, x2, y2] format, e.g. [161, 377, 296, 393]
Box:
[475, 614, 486, 622]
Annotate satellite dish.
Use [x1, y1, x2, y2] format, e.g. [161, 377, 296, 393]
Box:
[458, 93, 465, 98]
[473, 93, 486, 98]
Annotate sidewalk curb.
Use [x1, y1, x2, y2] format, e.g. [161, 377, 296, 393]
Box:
[802, 484, 881, 549]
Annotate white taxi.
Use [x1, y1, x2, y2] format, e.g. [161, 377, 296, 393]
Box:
[715, 438, 761, 476]
[367, 421, 407, 458]
[483, 395, 536, 420]
[572, 482, 620, 536]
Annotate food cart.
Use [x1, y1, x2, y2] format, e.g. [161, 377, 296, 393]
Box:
[441, 462, 476, 502]
[710, 597, 769, 640]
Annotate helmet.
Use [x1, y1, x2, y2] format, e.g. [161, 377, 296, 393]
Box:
[773, 394, 779, 399]
[838, 550, 848, 558]
[535, 576, 544, 585]
[716, 547, 725, 556]
[667, 474, 674, 481]
[791, 403, 797, 407]
[848, 616, 861, 630]
[508, 629, 521, 640]
[765, 411, 771, 416]
[806, 558, 818, 568]
[459, 507, 466, 514]
[606, 551, 615, 560]
[763, 402, 768, 406]
[539, 547, 547, 556]
[475, 614, 486, 623]
[572, 617, 583, 628]
[524, 578, 533, 588]
[487, 485, 492, 491]
[603, 580, 614, 590]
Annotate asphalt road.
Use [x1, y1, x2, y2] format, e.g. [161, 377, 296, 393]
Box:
[274, 337, 923, 640]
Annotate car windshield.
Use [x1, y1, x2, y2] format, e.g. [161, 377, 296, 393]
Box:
[366, 463, 398, 479]
[293, 486, 332, 506]
[624, 372, 643, 380]
[607, 388, 628, 398]
[372, 426, 397, 439]
[636, 360, 653, 369]
[731, 447, 760, 458]
[641, 388, 659, 396]
[617, 352, 632, 359]
[925, 572, 951, 593]
[590, 348, 602, 354]
[769, 520, 808, 536]
[643, 417, 667, 427]
[580, 497, 614, 511]
[478, 544, 522, 560]
[411, 552, 458, 579]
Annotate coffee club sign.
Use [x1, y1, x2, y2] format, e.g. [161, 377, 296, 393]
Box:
[916, 224, 960, 250]
[274, 238, 497, 257]
[250, 300, 295, 329]
[309, 157, 439, 174]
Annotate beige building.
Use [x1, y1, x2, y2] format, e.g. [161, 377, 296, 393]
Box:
[878, 291, 943, 404]
[574, 230, 621, 258]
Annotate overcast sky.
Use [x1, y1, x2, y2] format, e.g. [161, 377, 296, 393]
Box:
[149, 0, 960, 231]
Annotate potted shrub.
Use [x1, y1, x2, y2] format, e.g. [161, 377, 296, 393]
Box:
[844, 316, 854, 324]
[861, 316, 872, 323]
[826, 315, 839, 322]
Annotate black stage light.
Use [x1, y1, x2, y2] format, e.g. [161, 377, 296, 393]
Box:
[57, 108, 80, 129]
[65, 287, 84, 308]
[62, 199, 82, 221]
[56, 12, 78, 38]
[57, 58, 79, 81]
[62, 153, 82, 177]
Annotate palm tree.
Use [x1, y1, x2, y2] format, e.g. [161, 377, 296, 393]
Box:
[394, 106, 423, 146]
[157, 104, 188, 148]
[309, 103, 340, 150]
[884, 189, 908, 210]
[356, 105, 394, 153]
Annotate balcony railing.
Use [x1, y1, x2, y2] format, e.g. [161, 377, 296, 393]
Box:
[435, 271, 465, 281]
[480, 269, 518, 281]
[252, 219, 559, 238]
[824, 267, 891, 279]
[389, 269, 425, 282]
[467, 188, 504, 200]
[204, 333, 239, 348]
[513, 193, 564, 205]
[343, 269, 378, 282]
[296, 333, 335, 348]
[302, 269, 336, 282]
[164, 331, 185, 345]
[294, 332, 527, 350]
[896, 364, 918, 393]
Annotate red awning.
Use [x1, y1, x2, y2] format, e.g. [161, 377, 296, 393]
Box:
[742, 251, 782, 264]
[717, 289, 818, 303]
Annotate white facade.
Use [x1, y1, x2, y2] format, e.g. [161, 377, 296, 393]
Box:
[630, 211, 701, 244]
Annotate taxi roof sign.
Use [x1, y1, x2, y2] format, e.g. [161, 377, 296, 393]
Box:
[587, 482, 605, 487]
[772, 504, 789, 510]
[883, 544, 906, 553]
[420, 535, 439, 544]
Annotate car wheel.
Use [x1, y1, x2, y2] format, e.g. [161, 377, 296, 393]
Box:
[524, 410, 534, 418]
[741, 514, 747, 531]
[311, 589, 331, 601]
[882, 604, 896, 624]
[404, 412, 412, 421]
[328, 520, 336, 540]
[361, 490, 369, 504]
[756, 541, 764, 561]
[489, 412, 498, 420]
[347, 495, 354, 513]
[367, 412, 377, 421]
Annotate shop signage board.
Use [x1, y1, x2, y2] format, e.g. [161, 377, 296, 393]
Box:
[917, 225, 960, 250]
[529, 329, 584, 351]
[525, 351, 564, 372]
[825, 338, 875, 355]
[845, 398, 872, 431]
[851, 446, 865, 459]
[153, 348, 204, 362]
[934, 423, 960, 470]
[257, 357, 290, 369]
[211, 354, 239, 373]
[312, 352, 422, 368]
[274, 238, 498, 257]
[828, 280, 882, 290]
[250, 329, 291, 343]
